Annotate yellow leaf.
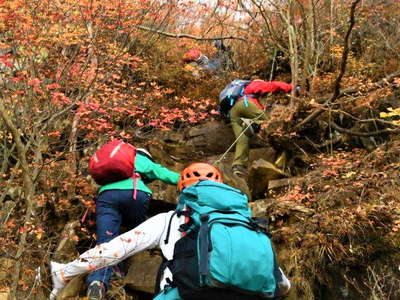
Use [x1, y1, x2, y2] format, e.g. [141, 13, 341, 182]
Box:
[380, 112, 388, 118]
[342, 171, 356, 179]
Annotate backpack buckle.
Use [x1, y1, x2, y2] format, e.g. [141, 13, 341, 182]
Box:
[179, 222, 191, 233]
[200, 214, 209, 223]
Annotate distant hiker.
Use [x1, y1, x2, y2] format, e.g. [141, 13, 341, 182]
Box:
[85, 140, 179, 300]
[211, 39, 235, 71]
[219, 80, 293, 177]
[50, 163, 291, 300]
[182, 40, 233, 76]
[182, 48, 209, 76]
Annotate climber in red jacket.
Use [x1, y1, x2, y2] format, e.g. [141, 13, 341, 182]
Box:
[230, 80, 293, 177]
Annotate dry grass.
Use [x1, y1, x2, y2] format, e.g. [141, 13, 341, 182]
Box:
[267, 137, 400, 299]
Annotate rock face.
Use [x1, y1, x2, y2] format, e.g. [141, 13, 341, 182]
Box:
[53, 221, 80, 262]
[247, 159, 290, 199]
[0, 288, 10, 300]
[143, 123, 233, 204]
[185, 121, 236, 157]
[46, 120, 289, 299]
[151, 120, 270, 161]
[55, 275, 85, 300]
[148, 181, 179, 205]
[124, 250, 163, 294]
[146, 121, 278, 204]
[0, 258, 13, 281]
[149, 121, 236, 161]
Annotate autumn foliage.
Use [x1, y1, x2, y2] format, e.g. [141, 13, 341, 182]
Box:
[0, 0, 400, 299]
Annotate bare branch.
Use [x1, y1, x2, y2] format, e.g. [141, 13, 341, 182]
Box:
[293, 0, 363, 130]
[331, 0, 362, 100]
[136, 25, 246, 41]
[0, 100, 36, 299]
[322, 107, 400, 127]
[330, 121, 400, 137]
[293, 69, 400, 130]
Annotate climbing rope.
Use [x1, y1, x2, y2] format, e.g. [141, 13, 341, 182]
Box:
[269, 48, 277, 81]
[215, 109, 266, 164]
[216, 52, 277, 165]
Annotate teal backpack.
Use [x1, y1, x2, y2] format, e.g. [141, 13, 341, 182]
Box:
[164, 180, 282, 300]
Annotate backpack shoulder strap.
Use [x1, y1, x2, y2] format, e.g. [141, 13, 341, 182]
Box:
[154, 255, 169, 294]
[198, 214, 211, 280]
[155, 210, 179, 293]
[164, 211, 178, 244]
[272, 250, 284, 298]
[251, 217, 272, 237]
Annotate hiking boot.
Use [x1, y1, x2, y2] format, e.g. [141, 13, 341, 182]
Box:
[49, 261, 69, 300]
[277, 268, 291, 296]
[111, 265, 125, 280]
[87, 281, 106, 300]
[232, 165, 248, 177]
[274, 151, 287, 170]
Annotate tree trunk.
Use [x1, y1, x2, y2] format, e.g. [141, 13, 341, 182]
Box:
[0, 101, 36, 299]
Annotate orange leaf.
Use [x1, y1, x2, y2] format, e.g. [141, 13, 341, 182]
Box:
[28, 78, 41, 87]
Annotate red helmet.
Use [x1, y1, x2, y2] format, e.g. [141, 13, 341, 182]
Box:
[178, 163, 223, 192]
[182, 48, 202, 62]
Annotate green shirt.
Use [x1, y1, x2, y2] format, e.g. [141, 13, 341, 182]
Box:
[98, 153, 179, 195]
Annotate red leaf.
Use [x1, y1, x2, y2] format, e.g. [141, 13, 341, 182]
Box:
[149, 120, 159, 126]
[28, 78, 41, 87]
[51, 92, 71, 104]
[46, 83, 61, 90]
[0, 58, 13, 68]
[48, 131, 61, 137]
[210, 109, 220, 115]
[11, 76, 22, 82]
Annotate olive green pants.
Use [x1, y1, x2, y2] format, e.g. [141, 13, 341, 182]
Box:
[230, 101, 266, 167]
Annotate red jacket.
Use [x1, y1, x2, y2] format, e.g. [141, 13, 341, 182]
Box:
[239, 80, 293, 110]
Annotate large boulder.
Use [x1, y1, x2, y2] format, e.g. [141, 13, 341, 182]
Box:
[0, 288, 10, 300]
[55, 274, 85, 300]
[209, 147, 277, 201]
[0, 258, 13, 281]
[149, 121, 235, 161]
[150, 120, 271, 161]
[248, 159, 290, 199]
[53, 221, 80, 262]
[185, 121, 235, 156]
[124, 250, 163, 294]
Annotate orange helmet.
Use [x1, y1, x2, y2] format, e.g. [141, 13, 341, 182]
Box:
[178, 163, 223, 192]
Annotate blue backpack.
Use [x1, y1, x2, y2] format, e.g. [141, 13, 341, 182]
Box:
[218, 79, 251, 118]
[165, 180, 282, 300]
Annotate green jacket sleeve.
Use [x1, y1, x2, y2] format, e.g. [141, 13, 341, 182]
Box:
[135, 154, 179, 185]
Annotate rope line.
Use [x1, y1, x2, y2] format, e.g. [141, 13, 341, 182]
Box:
[216, 53, 277, 165]
[215, 109, 265, 164]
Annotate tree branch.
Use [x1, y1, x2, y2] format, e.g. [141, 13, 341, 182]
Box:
[322, 107, 400, 127]
[0, 100, 36, 299]
[136, 25, 246, 41]
[293, 69, 400, 130]
[0, 103, 33, 196]
[330, 121, 400, 137]
[293, 0, 363, 130]
[331, 0, 361, 100]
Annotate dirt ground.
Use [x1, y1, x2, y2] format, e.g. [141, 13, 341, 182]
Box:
[261, 137, 400, 299]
